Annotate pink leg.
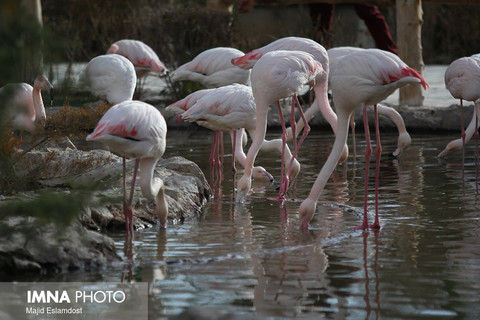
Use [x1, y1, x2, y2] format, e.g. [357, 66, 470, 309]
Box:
[231, 130, 237, 175]
[475, 114, 479, 194]
[126, 159, 140, 236]
[370, 104, 381, 229]
[282, 95, 311, 193]
[461, 100, 465, 179]
[290, 97, 297, 152]
[271, 101, 288, 202]
[355, 106, 371, 231]
[219, 131, 224, 168]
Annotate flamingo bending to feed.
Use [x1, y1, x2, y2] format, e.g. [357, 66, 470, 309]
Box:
[439, 55, 480, 163]
[236, 50, 324, 203]
[231, 37, 349, 162]
[107, 39, 168, 78]
[84, 54, 137, 104]
[86, 101, 169, 234]
[299, 49, 428, 230]
[180, 84, 300, 183]
[171, 47, 250, 88]
[1, 75, 53, 136]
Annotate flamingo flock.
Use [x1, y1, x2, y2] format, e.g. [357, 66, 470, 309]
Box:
[5, 35, 478, 235]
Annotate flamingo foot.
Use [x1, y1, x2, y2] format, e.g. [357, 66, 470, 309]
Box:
[354, 223, 369, 231]
[268, 195, 286, 204]
[369, 222, 381, 230]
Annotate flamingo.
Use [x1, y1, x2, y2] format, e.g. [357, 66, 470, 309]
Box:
[236, 50, 324, 203]
[179, 84, 299, 183]
[439, 55, 480, 164]
[298, 48, 428, 231]
[171, 47, 250, 88]
[86, 100, 168, 234]
[107, 39, 168, 78]
[1, 75, 53, 143]
[328, 46, 412, 157]
[84, 54, 137, 104]
[232, 36, 349, 164]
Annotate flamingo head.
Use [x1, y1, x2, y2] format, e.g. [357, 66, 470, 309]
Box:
[231, 50, 262, 69]
[34, 75, 54, 105]
[252, 166, 274, 183]
[236, 174, 252, 204]
[393, 132, 412, 157]
[299, 198, 317, 231]
[438, 139, 463, 158]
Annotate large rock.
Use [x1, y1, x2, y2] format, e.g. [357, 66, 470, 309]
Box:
[14, 140, 211, 231]
[0, 217, 119, 273]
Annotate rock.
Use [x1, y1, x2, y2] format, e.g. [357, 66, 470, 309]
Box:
[13, 143, 211, 231]
[0, 217, 120, 273]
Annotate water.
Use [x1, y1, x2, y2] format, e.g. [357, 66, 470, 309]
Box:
[14, 129, 480, 319]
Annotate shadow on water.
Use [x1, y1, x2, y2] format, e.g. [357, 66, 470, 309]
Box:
[13, 129, 480, 319]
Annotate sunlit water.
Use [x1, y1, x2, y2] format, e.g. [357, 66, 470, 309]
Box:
[16, 129, 480, 319]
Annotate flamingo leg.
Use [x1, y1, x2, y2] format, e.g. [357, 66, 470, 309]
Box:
[219, 131, 224, 168]
[461, 100, 465, 181]
[231, 130, 237, 175]
[290, 97, 297, 152]
[370, 104, 382, 229]
[475, 104, 479, 194]
[350, 115, 357, 159]
[272, 101, 288, 202]
[126, 159, 140, 236]
[356, 105, 371, 231]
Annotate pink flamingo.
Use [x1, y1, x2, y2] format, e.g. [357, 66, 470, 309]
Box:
[328, 46, 412, 157]
[232, 36, 349, 166]
[86, 100, 169, 235]
[171, 47, 250, 88]
[439, 55, 480, 164]
[236, 50, 324, 203]
[299, 49, 428, 231]
[2, 75, 53, 137]
[179, 84, 299, 183]
[107, 39, 168, 78]
[84, 54, 137, 104]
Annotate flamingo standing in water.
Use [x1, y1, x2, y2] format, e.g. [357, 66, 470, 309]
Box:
[1, 75, 53, 135]
[171, 47, 250, 88]
[299, 49, 428, 231]
[84, 54, 137, 104]
[439, 55, 480, 164]
[176, 84, 299, 183]
[231, 37, 348, 161]
[86, 101, 169, 235]
[236, 50, 324, 203]
[107, 39, 168, 78]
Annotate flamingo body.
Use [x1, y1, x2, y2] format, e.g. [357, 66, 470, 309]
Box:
[107, 39, 168, 77]
[1, 75, 52, 133]
[179, 84, 274, 182]
[237, 50, 324, 202]
[171, 47, 250, 88]
[86, 100, 168, 229]
[299, 49, 428, 230]
[85, 54, 137, 104]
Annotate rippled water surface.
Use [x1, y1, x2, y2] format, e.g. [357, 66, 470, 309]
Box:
[29, 129, 480, 319]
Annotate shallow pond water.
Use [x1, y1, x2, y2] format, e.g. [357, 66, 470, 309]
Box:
[14, 129, 480, 319]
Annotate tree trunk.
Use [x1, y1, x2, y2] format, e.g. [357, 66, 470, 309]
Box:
[396, 0, 425, 106]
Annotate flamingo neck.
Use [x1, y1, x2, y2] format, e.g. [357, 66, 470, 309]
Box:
[313, 80, 338, 133]
[139, 157, 168, 226]
[32, 87, 46, 128]
[307, 108, 351, 201]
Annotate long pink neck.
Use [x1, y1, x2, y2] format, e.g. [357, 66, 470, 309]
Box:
[306, 108, 351, 202]
[313, 80, 338, 134]
[32, 87, 46, 126]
